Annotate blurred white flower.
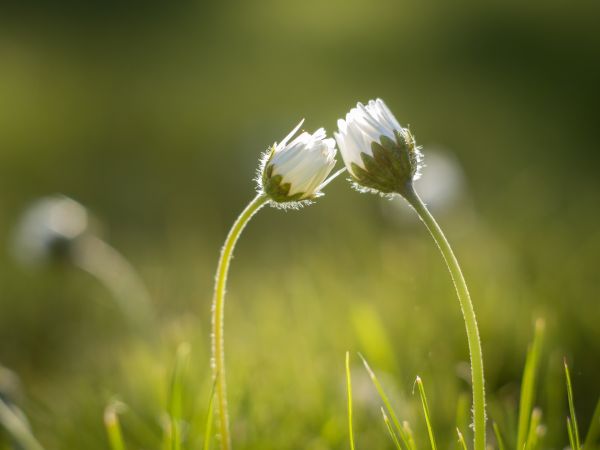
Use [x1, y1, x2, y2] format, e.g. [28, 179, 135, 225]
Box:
[259, 120, 340, 205]
[335, 99, 422, 195]
[12, 196, 89, 266]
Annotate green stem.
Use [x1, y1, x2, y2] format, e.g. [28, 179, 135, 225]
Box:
[211, 193, 268, 450]
[402, 185, 486, 450]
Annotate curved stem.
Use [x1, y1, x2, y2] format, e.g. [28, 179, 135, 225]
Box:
[211, 193, 268, 450]
[402, 185, 486, 450]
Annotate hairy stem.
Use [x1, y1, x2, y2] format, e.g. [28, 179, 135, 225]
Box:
[211, 193, 268, 450]
[403, 185, 486, 450]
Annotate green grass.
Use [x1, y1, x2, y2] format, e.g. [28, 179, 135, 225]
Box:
[565, 360, 581, 450]
[104, 401, 126, 450]
[517, 319, 545, 450]
[2, 270, 598, 450]
[414, 376, 437, 450]
[345, 351, 356, 450]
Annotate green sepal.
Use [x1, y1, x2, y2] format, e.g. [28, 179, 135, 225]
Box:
[350, 129, 420, 195]
[262, 163, 306, 203]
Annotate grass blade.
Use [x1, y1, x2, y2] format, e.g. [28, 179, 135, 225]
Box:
[104, 401, 127, 450]
[382, 408, 403, 450]
[358, 353, 410, 450]
[456, 428, 468, 450]
[567, 418, 577, 450]
[493, 422, 506, 450]
[0, 397, 45, 450]
[203, 379, 218, 450]
[168, 343, 191, 450]
[584, 395, 600, 449]
[524, 408, 542, 450]
[402, 421, 417, 450]
[564, 359, 581, 450]
[517, 319, 545, 450]
[346, 352, 356, 450]
[414, 376, 437, 450]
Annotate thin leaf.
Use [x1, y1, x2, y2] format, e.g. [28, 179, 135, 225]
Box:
[382, 408, 403, 450]
[456, 428, 468, 450]
[203, 379, 218, 450]
[402, 421, 417, 450]
[567, 418, 577, 450]
[346, 352, 356, 450]
[517, 319, 545, 450]
[358, 353, 410, 450]
[168, 342, 191, 450]
[493, 422, 506, 450]
[564, 359, 581, 450]
[524, 408, 542, 450]
[414, 376, 437, 450]
[104, 401, 127, 450]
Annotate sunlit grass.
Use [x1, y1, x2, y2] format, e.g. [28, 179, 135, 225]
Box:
[0, 203, 598, 450]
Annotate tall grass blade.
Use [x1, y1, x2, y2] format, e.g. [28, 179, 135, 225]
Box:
[564, 359, 581, 450]
[517, 319, 545, 450]
[346, 352, 356, 450]
[493, 422, 506, 450]
[402, 421, 417, 450]
[414, 376, 437, 450]
[524, 408, 542, 450]
[456, 428, 468, 450]
[168, 343, 191, 450]
[381, 408, 403, 450]
[0, 397, 45, 450]
[203, 379, 218, 450]
[104, 401, 127, 450]
[567, 418, 577, 450]
[584, 396, 600, 449]
[358, 353, 410, 450]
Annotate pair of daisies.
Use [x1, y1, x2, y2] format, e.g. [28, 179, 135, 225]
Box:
[258, 98, 423, 205]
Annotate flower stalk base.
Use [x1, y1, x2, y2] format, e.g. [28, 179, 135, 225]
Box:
[211, 193, 268, 450]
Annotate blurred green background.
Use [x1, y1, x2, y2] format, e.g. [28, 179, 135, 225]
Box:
[0, 0, 599, 448]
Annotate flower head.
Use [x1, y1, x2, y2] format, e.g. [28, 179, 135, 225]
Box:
[335, 99, 422, 195]
[258, 120, 340, 207]
[12, 195, 90, 266]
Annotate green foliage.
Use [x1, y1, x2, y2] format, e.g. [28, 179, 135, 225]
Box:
[382, 408, 403, 450]
[493, 422, 506, 450]
[359, 354, 412, 450]
[345, 352, 356, 450]
[414, 376, 437, 450]
[203, 381, 217, 450]
[167, 343, 190, 450]
[456, 428, 467, 450]
[104, 401, 127, 450]
[565, 360, 581, 450]
[517, 319, 545, 450]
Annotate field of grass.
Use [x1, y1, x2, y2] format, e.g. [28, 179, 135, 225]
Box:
[0, 0, 599, 449]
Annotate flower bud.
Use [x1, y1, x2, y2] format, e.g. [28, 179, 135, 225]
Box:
[335, 99, 422, 195]
[258, 120, 339, 206]
[12, 195, 90, 266]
